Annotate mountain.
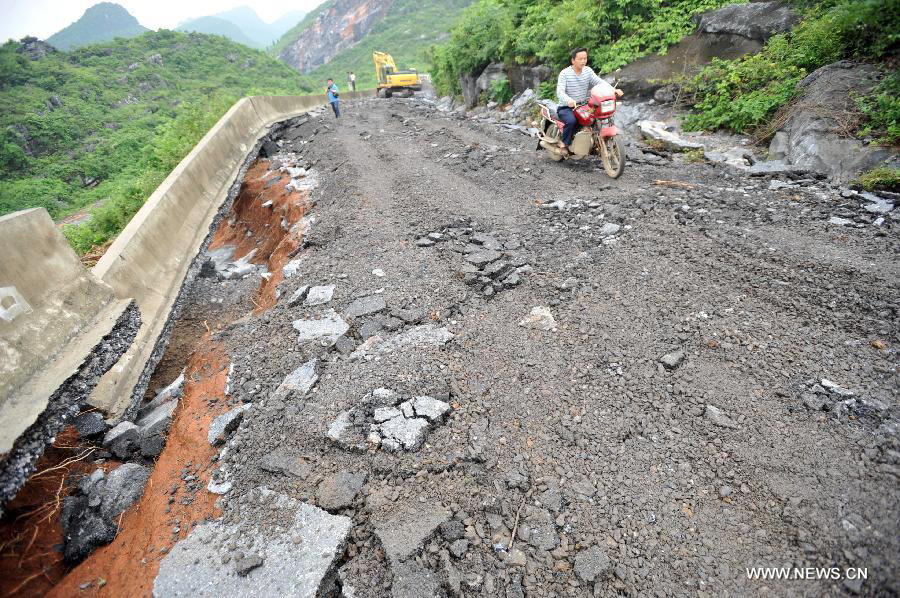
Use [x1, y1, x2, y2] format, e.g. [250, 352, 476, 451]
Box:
[270, 10, 308, 39]
[46, 2, 148, 51]
[273, 0, 473, 86]
[180, 6, 309, 49]
[176, 16, 261, 48]
[0, 30, 312, 252]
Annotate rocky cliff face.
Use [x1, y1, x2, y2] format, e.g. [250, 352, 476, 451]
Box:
[278, 0, 392, 74]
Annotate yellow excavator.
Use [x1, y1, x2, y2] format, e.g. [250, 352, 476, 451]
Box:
[373, 51, 421, 98]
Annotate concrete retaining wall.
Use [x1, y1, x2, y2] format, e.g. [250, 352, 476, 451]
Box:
[88, 90, 374, 418]
[0, 209, 132, 456]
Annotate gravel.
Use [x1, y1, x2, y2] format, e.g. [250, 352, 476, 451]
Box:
[147, 100, 899, 597]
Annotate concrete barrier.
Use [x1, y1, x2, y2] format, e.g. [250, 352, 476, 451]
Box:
[89, 90, 375, 419]
[0, 208, 139, 508]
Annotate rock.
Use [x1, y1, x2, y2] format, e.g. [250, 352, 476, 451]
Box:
[287, 285, 310, 307]
[659, 350, 685, 370]
[519, 306, 556, 331]
[102, 421, 140, 459]
[270, 359, 318, 401]
[769, 131, 790, 161]
[695, 1, 799, 42]
[598, 223, 621, 237]
[637, 121, 704, 152]
[374, 406, 402, 423]
[99, 463, 151, 520]
[523, 508, 558, 550]
[258, 448, 311, 478]
[772, 61, 897, 179]
[505, 548, 527, 566]
[140, 434, 167, 459]
[317, 471, 367, 511]
[829, 216, 854, 226]
[345, 295, 387, 318]
[136, 399, 176, 439]
[154, 490, 352, 596]
[440, 519, 466, 541]
[574, 546, 612, 582]
[350, 325, 453, 358]
[234, 555, 263, 577]
[391, 560, 442, 598]
[73, 412, 108, 439]
[449, 539, 469, 559]
[282, 259, 303, 279]
[411, 396, 450, 422]
[394, 307, 426, 324]
[305, 285, 335, 306]
[326, 410, 353, 445]
[374, 507, 450, 565]
[208, 404, 251, 445]
[748, 160, 809, 176]
[137, 372, 184, 421]
[378, 416, 430, 451]
[292, 309, 350, 345]
[704, 404, 738, 429]
[465, 250, 502, 266]
[207, 479, 232, 494]
[475, 62, 507, 96]
[704, 147, 755, 169]
[61, 498, 116, 563]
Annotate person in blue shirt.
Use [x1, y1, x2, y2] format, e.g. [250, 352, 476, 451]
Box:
[326, 79, 340, 119]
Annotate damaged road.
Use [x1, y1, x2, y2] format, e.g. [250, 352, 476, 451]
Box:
[71, 96, 900, 596]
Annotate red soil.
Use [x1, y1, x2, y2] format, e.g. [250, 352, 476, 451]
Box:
[209, 159, 308, 312]
[45, 340, 230, 598]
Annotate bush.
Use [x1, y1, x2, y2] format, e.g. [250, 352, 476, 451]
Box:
[684, 0, 900, 134]
[859, 166, 900, 191]
[857, 72, 900, 145]
[489, 77, 514, 104]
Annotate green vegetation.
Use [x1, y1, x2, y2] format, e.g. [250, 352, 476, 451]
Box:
[0, 30, 312, 253]
[46, 2, 148, 51]
[271, 0, 474, 90]
[488, 77, 514, 104]
[431, 0, 739, 96]
[859, 166, 900, 191]
[682, 0, 899, 134]
[856, 72, 900, 145]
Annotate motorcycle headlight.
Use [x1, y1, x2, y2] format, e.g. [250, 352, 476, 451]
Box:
[601, 100, 616, 113]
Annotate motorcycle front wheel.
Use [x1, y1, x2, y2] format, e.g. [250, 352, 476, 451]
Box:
[599, 135, 625, 179]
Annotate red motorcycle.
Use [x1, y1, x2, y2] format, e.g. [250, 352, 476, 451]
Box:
[537, 80, 625, 178]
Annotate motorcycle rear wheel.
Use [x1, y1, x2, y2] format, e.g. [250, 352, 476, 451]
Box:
[599, 135, 625, 179]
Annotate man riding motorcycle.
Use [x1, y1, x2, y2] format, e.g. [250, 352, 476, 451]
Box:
[556, 47, 624, 155]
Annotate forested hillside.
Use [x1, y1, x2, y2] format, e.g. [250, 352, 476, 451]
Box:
[46, 2, 148, 51]
[272, 0, 474, 89]
[0, 31, 312, 252]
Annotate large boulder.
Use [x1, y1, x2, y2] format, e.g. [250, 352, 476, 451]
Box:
[771, 61, 898, 180]
[507, 64, 552, 94]
[694, 1, 800, 42]
[612, 1, 798, 98]
[475, 62, 507, 95]
[460, 71, 482, 109]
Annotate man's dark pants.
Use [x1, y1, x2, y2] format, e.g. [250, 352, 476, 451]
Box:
[330, 101, 340, 118]
[557, 106, 577, 146]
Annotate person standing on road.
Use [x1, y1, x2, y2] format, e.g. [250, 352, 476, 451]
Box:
[348, 71, 356, 92]
[326, 78, 340, 118]
[555, 47, 622, 154]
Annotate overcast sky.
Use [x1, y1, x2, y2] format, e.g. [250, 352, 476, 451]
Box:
[0, 0, 325, 43]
